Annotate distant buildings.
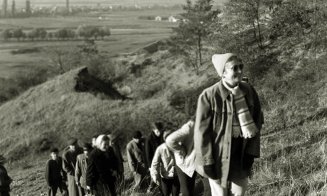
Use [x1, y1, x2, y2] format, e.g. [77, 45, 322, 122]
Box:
[155, 15, 180, 23]
[66, 0, 69, 12]
[155, 16, 162, 21]
[11, 0, 15, 16]
[168, 16, 178, 23]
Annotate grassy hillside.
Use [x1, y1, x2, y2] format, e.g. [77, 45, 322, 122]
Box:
[248, 51, 327, 195]
[0, 43, 218, 194]
[0, 45, 216, 158]
[2, 40, 326, 195]
[0, 0, 327, 195]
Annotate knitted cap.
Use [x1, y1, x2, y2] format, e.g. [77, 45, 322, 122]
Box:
[82, 142, 92, 151]
[133, 131, 142, 139]
[212, 53, 236, 77]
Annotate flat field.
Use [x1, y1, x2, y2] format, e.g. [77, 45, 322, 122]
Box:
[13, 0, 187, 8]
[0, 8, 180, 78]
[12, 0, 227, 8]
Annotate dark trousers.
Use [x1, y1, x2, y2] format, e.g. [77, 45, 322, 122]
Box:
[48, 184, 67, 196]
[107, 183, 116, 196]
[133, 171, 150, 192]
[77, 186, 85, 196]
[94, 182, 116, 196]
[148, 180, 157, 191]
[176, 166, 197, 196]
[0, 191, 10, 196]
[160, 176, 180, 196]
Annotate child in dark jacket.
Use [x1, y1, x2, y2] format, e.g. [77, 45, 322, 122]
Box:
[45, 148, 67, 196]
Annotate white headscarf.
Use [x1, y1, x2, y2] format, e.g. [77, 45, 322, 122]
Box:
[95, 134, 109, 149]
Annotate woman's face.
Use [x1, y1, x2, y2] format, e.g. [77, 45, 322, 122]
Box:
[98, 140, 109, 151]
[222, 59, 243, 87]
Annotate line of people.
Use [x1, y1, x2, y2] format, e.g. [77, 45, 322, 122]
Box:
[1, 53, 263, 196]
[125, 53, 263, 196]
[45, 133, 124, 196]
[126, 119, 209, 196]
[45, 120, 201, 196]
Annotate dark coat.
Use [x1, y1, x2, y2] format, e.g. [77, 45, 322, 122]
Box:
[62, 147, 83, 176]
[45, 157, 65, 187]
[194, 81, 263, 187]
[0, 165, 12, 193]
[86, 147, 118, 194]
[111, 143, 124, 176]
[145, 132, 163, 168]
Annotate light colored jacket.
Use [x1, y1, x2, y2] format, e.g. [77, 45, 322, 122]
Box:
[150, 143, 175, 182]
[126, 139, 146, 173]
[75, 153, 88, 189]
[166, 120, 196, 177]
[194, 81, 263, 186]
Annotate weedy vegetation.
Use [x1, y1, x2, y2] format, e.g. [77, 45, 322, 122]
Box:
[0, 0, 326, 195]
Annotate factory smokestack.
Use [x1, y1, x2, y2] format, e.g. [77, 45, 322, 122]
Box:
[11, 0, 15, 16]
[66, 0, 69, 12]
[26, 0, 31, 14]
[2, 0, 7, 17]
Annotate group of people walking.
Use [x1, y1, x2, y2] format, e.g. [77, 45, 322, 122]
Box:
[45, 134, 124, 196]
[0, 53, 263, 196]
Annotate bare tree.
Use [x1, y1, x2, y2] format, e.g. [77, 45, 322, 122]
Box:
[170, 0, 218, 74]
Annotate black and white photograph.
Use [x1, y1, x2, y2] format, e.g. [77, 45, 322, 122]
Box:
[0, 0, 326, 195]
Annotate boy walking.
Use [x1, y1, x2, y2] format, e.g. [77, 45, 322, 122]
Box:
[45, 148, 67, 196]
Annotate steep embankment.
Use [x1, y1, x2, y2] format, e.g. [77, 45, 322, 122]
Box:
[0, 67, 125, 160]
[0, 47, 217, 195]
[1, 39, 326, 195]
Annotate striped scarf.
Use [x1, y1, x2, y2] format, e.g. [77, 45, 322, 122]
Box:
[223, 80, 258, 138]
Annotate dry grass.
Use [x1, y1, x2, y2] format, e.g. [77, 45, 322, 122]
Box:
[1, 46, 327, 196]
[1, 45, 326, 195]
[0, 8, 326, 194]
[244, 49, 327, 195]
[0, 43, 214, 194]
